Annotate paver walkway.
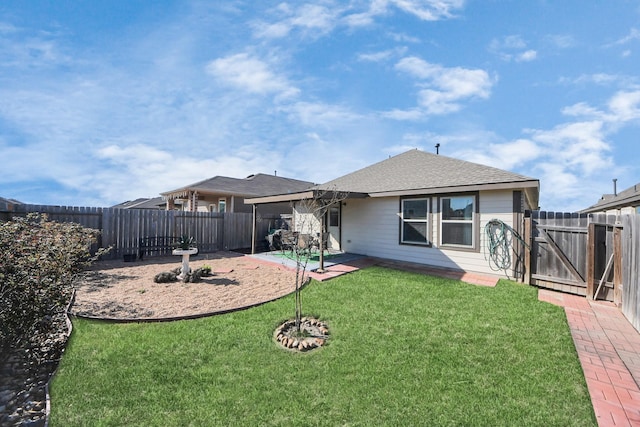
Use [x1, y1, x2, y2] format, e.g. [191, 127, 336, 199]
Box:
[539, 290, 640, 426]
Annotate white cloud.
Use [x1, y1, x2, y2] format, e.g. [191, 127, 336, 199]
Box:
[489, 35, 537, 62]
[546, 34, 575, 49]
[252, 3, 341, 39]
[563, 73, 622, 86]
[0, 23, 71, 69]
[451, 88, 640, 211]
[527, 121, 611, 175]
[256, 0, 464, 35]
[283, 101, 362, 127]
[561, 102, 606, 120]
[206, 53, 299, 98]
[612, 28, 640, 46]
[560, 90, 640, 124]
[92, 143, 279, 203]
[387, 31, 421, 43]
[381, 108, 424, 120]
[607, 90, 640, 122]
[517, 49, 537, 62]
[357, 47, 407, 62]
[458, 139, 542, 170]
[394, 56, 492, 115]
[385, 0, 464, 21]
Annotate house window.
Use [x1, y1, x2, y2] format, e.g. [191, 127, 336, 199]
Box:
[440, 195, 475, 247]
[401, 198, 429, 245]
[329, 206, 339, 227]
[218, 198, 226, 213]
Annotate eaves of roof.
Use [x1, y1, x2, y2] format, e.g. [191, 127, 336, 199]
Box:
[581, 193, 640, 213]
[245, 190, 368, 205]
[365, 179, 539, 197]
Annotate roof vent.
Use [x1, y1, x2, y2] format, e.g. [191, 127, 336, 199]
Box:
[435, 143, 440, 155]
[613, 178, 618, 196]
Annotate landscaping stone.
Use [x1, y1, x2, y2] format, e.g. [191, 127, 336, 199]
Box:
[274, 317, 329, 352]
[0, 311, 70, 427]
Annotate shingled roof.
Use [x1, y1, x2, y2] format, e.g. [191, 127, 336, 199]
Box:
[161, 173, 315, 199]
[246, 149, 540, 208]
[581, 182, 640, 213]
[111, 197, 165, 209]
[317, 149, 538, 196]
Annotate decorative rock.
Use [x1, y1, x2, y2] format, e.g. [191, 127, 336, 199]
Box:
[274, 317, 329, 352]
[0, 310, 71, 427]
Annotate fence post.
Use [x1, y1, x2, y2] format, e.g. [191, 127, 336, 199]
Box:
[523, 216, 531, 285]
[586, 222, 596, 300]
[614, 225, 623, 306]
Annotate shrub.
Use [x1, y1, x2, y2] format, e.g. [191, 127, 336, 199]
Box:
[154, 271, 178, 283]
[0, 213, 105, 355]
[154, 266, 211, 283]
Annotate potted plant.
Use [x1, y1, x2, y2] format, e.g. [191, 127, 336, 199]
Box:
[172, 235, 198, 280]
[176, 235, 196, 250]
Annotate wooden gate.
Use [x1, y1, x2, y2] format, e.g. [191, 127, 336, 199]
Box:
[525, 211, 622, 302]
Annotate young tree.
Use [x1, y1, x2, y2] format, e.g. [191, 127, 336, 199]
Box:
[281, 189, 348, 333]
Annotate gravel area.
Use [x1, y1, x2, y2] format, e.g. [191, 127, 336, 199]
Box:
[1, 251, 298, 426]
[71, 251, 297, 319]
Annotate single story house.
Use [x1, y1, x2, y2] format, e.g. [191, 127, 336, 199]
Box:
[161, 173, 315, 214]
[581, 181, 640, 215]
[246, 149, 539, 278]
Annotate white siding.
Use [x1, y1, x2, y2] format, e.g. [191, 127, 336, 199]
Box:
[342, 190, 518, 276]
[602, 206, 637, 215]
[292, 202, 322, 235]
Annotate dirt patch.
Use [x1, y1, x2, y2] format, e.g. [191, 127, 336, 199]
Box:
[71, 251, 297, 320]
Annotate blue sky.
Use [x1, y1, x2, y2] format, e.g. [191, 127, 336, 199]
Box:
[1, 1, 639, 211]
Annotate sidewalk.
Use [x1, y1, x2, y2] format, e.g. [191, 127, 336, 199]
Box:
[248, 251, 500, 286]
[539, 290, 640, 426]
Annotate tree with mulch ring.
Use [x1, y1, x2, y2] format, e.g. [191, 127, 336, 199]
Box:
[274, 189, 347, 352]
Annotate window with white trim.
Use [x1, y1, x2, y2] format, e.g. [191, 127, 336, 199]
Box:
[401, 198, 429, 245]
[440, 195, 475, 247]
[218, 198, 226, 213]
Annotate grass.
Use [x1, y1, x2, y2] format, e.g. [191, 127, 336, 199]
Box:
[50, 266, 596, 426]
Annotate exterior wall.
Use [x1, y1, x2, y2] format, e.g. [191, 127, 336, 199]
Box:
[601, 206, 638, 216]
[341, 189, 519, 276]
[292, 202, 322, 235]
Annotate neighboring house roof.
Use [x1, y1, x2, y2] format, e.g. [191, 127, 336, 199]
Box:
[0, 197, 23, 211]
[161, 173, 315, 199]
[581, 182, 640, 213]
[112, 197, 165, 209]
[247, 149, 539, 207]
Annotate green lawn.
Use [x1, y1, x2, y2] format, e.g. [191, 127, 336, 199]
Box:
[51, 266, 595, 426]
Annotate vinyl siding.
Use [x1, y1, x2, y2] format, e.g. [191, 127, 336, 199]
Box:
[342, 190, 518, 276]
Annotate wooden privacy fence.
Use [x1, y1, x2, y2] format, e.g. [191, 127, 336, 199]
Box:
[621, 214, 640, 332]
[525, 211, 640, 331]
[1, 204, 280, 260]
